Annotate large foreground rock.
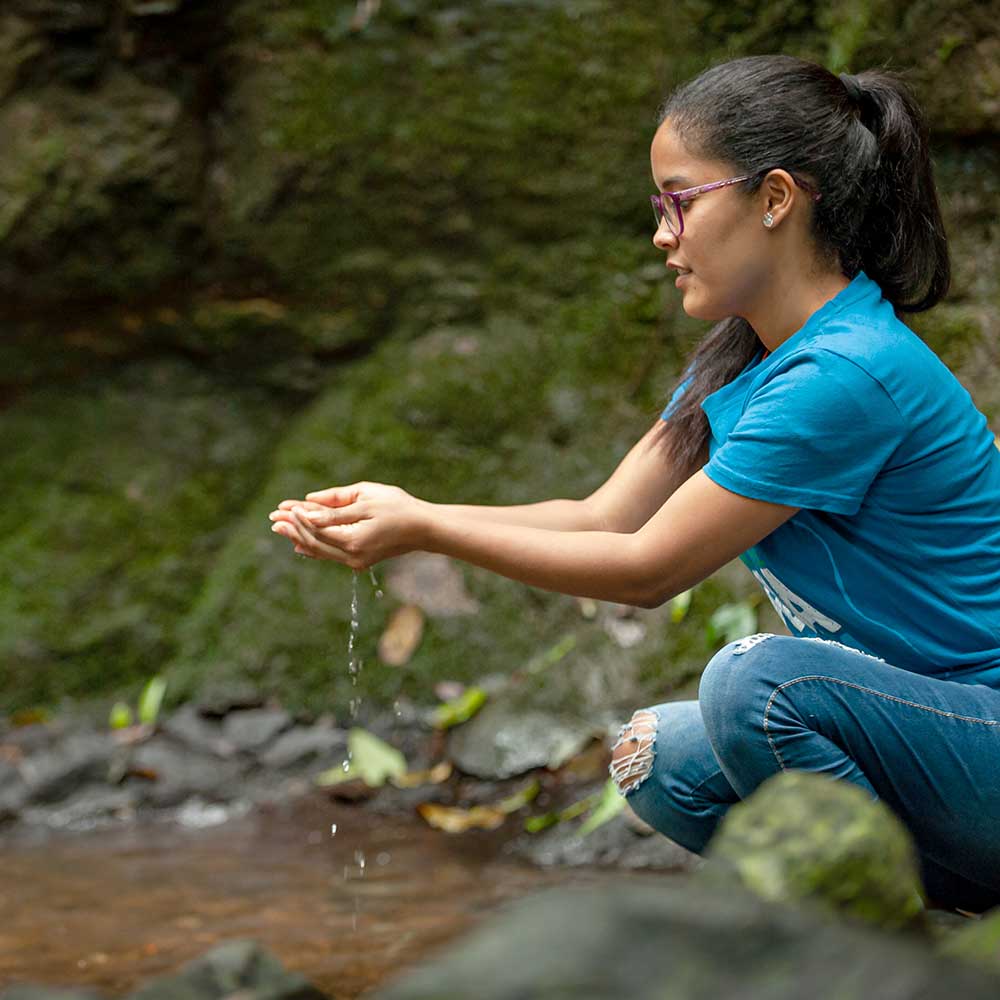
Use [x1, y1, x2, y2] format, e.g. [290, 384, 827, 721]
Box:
[3, 940, 326, 1000]
[703, 771, 925, 929]
[375, 880, 997, 1000]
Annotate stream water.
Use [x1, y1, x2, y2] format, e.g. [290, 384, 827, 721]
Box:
[0, 794, 661, 997]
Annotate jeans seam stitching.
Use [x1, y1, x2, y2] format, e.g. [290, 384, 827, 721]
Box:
[762, 674, 1000, 772]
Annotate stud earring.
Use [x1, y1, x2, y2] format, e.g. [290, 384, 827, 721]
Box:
[762, 212, 774, 228]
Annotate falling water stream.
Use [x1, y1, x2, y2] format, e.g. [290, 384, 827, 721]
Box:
[335, 568, 385, 931]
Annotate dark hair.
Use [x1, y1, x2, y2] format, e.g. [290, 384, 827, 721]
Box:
[658, 55, 950, 473]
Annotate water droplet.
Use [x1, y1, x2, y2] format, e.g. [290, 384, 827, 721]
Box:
[341, 758, 350, 772]
[330, 823, 338, 837]
[376, 851, 391, 866]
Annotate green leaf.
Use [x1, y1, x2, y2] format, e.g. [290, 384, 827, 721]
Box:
[524, 789, 602, 834]
[579, 778, 626, 836]
[316, 727, 407, 787]
[497, 779, 540, 813]
[109, 701, 134, 730]
[432, 686, 488, 730]
[525, 634, 576, 675]
[708, 602, 757, 646]
[524, 813, 559, 833]
[669, 589, 692, 624]
[137, 676, 167, 725]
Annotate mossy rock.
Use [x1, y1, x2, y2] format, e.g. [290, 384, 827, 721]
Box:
[938, 906, 1000, 974]
[703, 771, 926, 930]
[0, 357, 292, 713]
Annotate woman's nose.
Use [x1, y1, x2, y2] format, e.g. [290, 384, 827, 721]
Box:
[652, 217, 679, 251]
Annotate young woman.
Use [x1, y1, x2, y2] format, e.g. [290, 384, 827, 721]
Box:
[270, 55, 1000, 912]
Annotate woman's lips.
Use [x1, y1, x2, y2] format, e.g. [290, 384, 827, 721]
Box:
[675, 269, 691, 287]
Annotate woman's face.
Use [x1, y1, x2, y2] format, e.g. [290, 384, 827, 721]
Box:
[650, 120, 771, 323]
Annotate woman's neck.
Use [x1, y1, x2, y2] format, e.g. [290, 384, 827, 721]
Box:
[745, 269, 851, 353]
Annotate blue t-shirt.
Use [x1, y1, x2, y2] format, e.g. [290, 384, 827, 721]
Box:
[661, 271, 1000, 684]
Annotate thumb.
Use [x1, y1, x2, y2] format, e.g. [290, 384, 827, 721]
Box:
[305, 484, 362, 507]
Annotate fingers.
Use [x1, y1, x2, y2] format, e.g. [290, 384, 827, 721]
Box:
[274, 499, 325, 513]
[271, 509, 353, 564]
[299, 502, 363, 528]
[305, 484, 362, 507]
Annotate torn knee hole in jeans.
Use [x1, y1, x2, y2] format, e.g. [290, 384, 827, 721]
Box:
[732, 633, 775, 654]
[609, 708, 657, 794]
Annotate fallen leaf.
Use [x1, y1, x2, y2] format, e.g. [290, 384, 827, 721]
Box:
[496, 779, 540, 813]
[315, 728, 407, 788]
[525, 634, 576, 675]
[418, 779, 539, 833]
[109, 702, 133, 730]
[579, 778, 626, 836]
[137, 676, 167, 726]
[377, 604, 425, 666]
[432, 687, 488, 730]
[391, 760, 453, 788]
[417, 803, 506, 833]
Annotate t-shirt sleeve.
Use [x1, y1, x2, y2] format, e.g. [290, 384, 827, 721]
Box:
[703, 350, 904, 515]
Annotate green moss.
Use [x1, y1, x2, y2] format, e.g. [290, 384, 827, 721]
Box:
[908, 305, 984, 370]
[0, 359, 292, 713]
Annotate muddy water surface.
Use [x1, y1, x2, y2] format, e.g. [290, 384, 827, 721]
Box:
[1, 793, 661, 998]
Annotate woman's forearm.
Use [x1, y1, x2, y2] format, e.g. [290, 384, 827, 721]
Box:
[430, 498, 602, 532]
[422, 510, 660, 607]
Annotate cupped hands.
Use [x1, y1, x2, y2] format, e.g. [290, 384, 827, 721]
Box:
[268, 481, 430, 570]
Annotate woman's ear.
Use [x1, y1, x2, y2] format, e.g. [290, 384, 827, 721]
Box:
[760, 169, 797, 227]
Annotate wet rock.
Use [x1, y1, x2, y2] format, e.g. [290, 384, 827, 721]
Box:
[937, 906, 1000, 973]
[20, 785, 137, 833]
[258, 723, 347, 770]
[0, 70, 202, 300]
[195, 682, 265, 718]
[128, 736, 245, 807]
[19, 732, 115, 804]
[514, 812, 696, 871]
[384, 553, 480, 617]
[375, 880, 1000, 1000]
[3, 987, 105, 1000]
[0, 759, 28, 819]
[703, 771, 925, 930]
[161, 705, 235, 759]
[175, 797, 252, 831]
[1, 722, 61, 756]
[127, 938, 326, 1000]
[366, 782, 451, 816]
[221, 708, 292, 753]
[448, 702, 596, 780]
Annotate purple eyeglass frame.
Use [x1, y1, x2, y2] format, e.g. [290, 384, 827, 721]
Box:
[651, 171, 822, 236]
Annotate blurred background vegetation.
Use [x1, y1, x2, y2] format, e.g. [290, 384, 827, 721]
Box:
[0, 0, 997, 722]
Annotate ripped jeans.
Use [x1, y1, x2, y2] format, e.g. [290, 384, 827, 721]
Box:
[611, 633, 1000, 913]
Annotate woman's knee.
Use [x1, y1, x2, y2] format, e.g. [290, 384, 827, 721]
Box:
[609, 699, 738, 854]
[699, 632, 774, 707]
[609, 700, 710, 797]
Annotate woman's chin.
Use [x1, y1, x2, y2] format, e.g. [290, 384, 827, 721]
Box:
[679, 292, 720, 322]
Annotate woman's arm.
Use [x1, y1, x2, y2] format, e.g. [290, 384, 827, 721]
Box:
[277, 469, 797, 608]
[290, 419, 701, 534]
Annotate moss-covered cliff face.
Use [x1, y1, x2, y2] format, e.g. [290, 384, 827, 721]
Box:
[1, 1, 998, 715]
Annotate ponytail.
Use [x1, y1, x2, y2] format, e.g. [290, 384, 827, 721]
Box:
[838, 70, 950, 312]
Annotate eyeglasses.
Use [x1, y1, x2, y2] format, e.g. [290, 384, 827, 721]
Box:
[650, 171, 822, 237]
